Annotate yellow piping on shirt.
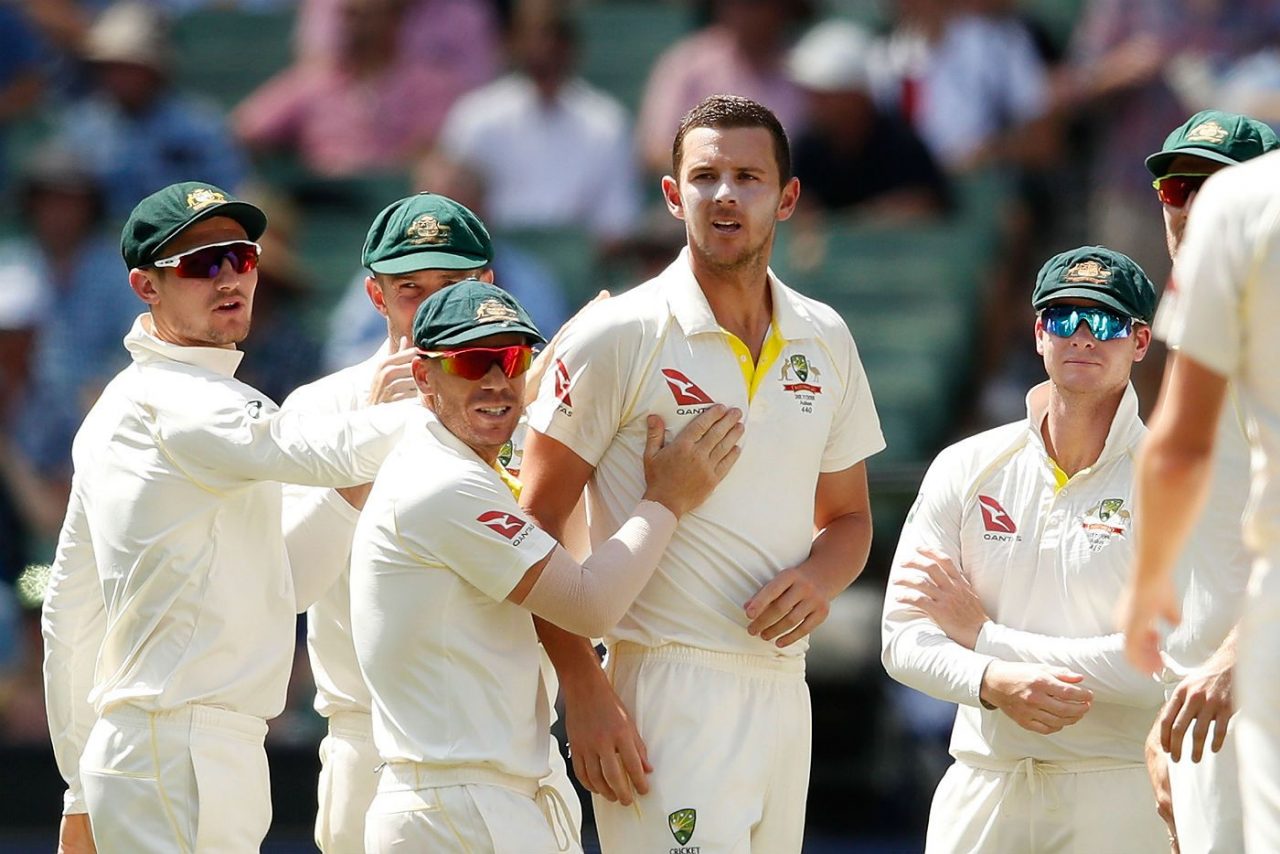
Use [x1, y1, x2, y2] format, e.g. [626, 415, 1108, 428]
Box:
[723, 324, 787, 401]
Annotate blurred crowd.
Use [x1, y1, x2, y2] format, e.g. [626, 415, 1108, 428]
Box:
[0, 0, 1278, 778]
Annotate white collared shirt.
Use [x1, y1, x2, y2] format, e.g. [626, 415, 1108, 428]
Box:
[882, 383, 1166, 765]
[42, 316, 405, 812]
[1161, 149, 1280, 561]
[526, 249, 884, 659]
[350, 409, 558, 779]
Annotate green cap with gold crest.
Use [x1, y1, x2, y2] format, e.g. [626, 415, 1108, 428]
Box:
[1032, 245, 1156, 324]
[1145, 109, 1280, 177]
[413, 279, 545, 349]
[121, 181, 267, 269]
[362, 192, 493, 275]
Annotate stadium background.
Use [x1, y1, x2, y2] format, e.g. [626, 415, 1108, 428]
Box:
[2, 0, 1277, 849]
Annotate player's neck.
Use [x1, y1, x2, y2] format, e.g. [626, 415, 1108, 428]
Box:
[1040, 385, 1125, 476]
[692, 258, 774, 357]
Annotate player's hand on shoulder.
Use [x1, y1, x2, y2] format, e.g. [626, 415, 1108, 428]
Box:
[641, 405, 743, 517]
[979, 661, 1093, 735]
[367, 336, 420, 406]
[57, 813, 96, 854]
[744, 567, 830, 648]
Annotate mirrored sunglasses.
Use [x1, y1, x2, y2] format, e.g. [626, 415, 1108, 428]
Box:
[419, 345, 535, 380]
[1152, 173, 1211, 208]
[1040, 305, 1136, 341]
[153, 240, 262, 279]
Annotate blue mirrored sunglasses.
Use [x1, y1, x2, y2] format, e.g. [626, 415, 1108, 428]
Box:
[1039, 305, 1136, 341]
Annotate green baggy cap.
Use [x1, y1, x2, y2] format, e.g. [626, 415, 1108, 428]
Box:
[121, 181, 267, 269]
[1145, 109, 1280, 177]
[1032, 245, 1157, 324]
[362, 192, 493, 275]
[413, 279, 546, 350]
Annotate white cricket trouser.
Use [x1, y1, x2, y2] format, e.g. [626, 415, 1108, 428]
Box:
[364, 762, 581, 853]
[1236, 555, 1280, 854]
[925, 756, 1168, 853]
[314, 710, 581, 852]
[315, 712, 381, 853]
[79, 703, 271, 853]
[1167, 717, 1243, 853]
[593, 643, 810, 854]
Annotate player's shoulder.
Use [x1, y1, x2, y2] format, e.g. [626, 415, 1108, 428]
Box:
[282, 360, 371, 413]
[928, 421, 1027, 482]
[776, 280, 852, 338]
[562, 276, 672, 346]
[1202, 151, 1280, 212]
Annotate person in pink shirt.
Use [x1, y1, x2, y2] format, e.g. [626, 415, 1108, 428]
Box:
[234, 0, 469, 176]
[635, 0, 809, 174]
[293, 0, 499, 92]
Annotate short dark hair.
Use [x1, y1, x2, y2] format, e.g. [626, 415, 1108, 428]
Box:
[671, 94, 792, 184]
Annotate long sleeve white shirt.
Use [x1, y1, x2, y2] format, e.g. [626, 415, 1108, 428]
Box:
[882, 383, 1166, 766]
[42, 315, 406, 813]
[280, 346, 383, 719]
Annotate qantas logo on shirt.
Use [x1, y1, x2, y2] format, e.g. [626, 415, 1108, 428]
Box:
[554, 359, 573, 407]
[661, 369, 715, 412]
[477, 510, 530, 541]
[977, 495, 1018, 535]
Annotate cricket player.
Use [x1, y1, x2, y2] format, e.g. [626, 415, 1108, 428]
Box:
[350, 280, 743, 852]
[1141, 110, 1278, 853]
[883, 246, 1170, 852]
[520, 94, 883, 853]
[1121, 149, 1280, 852]
[280, 192, 581, 851]
[41, 182, 409, 852]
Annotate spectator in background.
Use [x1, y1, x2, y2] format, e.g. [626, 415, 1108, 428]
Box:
[0, 147, 137, 550]
[235, 0, 468, 176]
[322, 150, 570, 372]
[1054, 0, 1280, 286]
[635, 0, 808, 174]
[878, 0, 1056, 173]
[234, 186, 324, 405]
[295, 0, 499, 92]
[787, 19, 948, 221]
[54, 1, 247, 218]
[437, 3, 642, 252]
[0, 7, 46, 195]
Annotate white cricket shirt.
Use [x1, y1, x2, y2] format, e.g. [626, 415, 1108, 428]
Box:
[42, 315, 406, 811]
[526, 249, 884, 659]
[350, 409, 559, 781]
[281, 346, 382, 719]
[1160, 150, 1280, 560]
[1154, 285, 1253, 673]
[883, 383, 1166, 765]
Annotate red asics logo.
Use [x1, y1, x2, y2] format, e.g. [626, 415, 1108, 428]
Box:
[977, 496, 1017, 534]
[554, 359, 572, 406]
[661, 369, 714, 406]
[477, 511, 528, 540]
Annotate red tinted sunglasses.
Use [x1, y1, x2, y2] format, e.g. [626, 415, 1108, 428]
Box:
[1152, 173, 1210, 208]
[153, 240, 261, 279]
[419, 345, 535, 380]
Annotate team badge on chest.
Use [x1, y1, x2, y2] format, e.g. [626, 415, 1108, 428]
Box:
[1080, 497, 1130, 550]
[779, 353, 822, 413]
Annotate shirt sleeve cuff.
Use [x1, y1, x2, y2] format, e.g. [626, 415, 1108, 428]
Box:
[63, 786, 87, 815]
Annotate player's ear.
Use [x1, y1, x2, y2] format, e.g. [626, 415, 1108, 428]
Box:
[365, 275, 388, 317]
[129, 268, 161, 305]
[1034, 316, 1047, 355]
[776, 176, 800, 221]
[476, 268, 496, 284]
[1132, 324, 1153, 362]
[661, 175, 685, 221]
[411, 356, 434, 400]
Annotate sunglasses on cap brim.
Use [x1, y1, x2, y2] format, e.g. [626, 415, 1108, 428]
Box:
[1039, 305, 1140, 341]
[418, 345, 535, 380]
[1152, 173, 1211, 208]
[152, 240, 262, 279]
